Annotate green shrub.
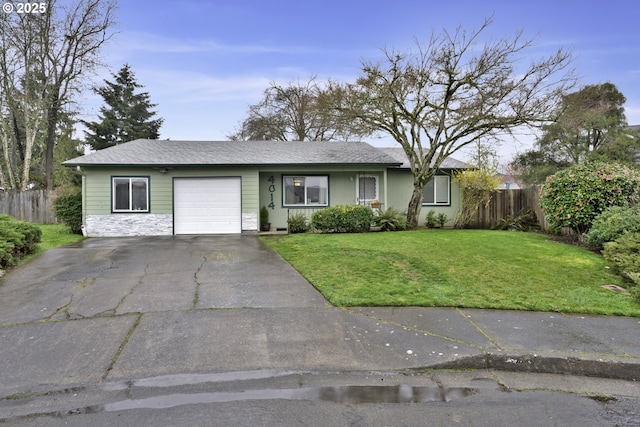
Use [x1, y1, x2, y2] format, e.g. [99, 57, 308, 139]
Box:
[53, 188, 83, 234]
[630, 285, 640, 305]
[539, 162, 640, 235]
[493, 208, 540, 232]
[454, 168, 503, 228]
[0, 216, 42, 268]
[374, 207, 409, 231]
[311, 205, 374, 233]
[260, 205, 270, 228]
[424, 210, 437, 228]
[436, 213, 448, 228]
[6, 221, 42, 254]
[0, 240, 16, 268]
[287, 212, 309, 234]
[0, 228, 21, 267]
[584, 206, 640, 248]
[424, 210, 448, 228]
[603, 232, 640, 282]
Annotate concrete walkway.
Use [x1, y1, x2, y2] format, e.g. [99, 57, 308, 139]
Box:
[1, 236, 639, 402]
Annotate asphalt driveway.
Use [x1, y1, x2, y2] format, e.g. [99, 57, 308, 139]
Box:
[0, 235, 329, 325]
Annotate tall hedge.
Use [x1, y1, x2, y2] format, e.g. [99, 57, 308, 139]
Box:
[539, 162, 640, 235]
[53, 187, 83, 234]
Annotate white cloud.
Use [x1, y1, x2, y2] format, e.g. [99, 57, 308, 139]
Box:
[626, 104, 640, 126]
[141, 69, 270, 103]
[111, 31, 284, 55]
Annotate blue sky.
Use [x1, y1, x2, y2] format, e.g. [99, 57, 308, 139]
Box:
[81, 0, 640, 162]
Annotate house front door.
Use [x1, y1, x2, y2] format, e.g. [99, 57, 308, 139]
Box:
[356, 174, 379, 206]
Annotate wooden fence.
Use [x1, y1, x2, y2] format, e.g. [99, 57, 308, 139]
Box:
[0, 190, 58, 224]
[467, 187, 548, 231]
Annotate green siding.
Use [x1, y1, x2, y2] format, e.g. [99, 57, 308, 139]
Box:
[80, 164, 462, 232]
[387, 169, 462, 226]
[258, 167, 388, 230]
[81, 166, 259, 217]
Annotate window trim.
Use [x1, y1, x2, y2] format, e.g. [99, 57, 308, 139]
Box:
[282, 174, 329, 207]
[422, 174, 451, 206]
[111, 176, 150, 213]
[356, 174, 379, 206]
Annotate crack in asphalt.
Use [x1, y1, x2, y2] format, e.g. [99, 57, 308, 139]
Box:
[78, 277, 96, 289]
[45, 296, 74, 321]
[455, 308, 502, 350]
[341, 307, 487, 351]
[192, 253, 209, 309]
[102, 313, 142, 381]
[113, 264, 149, 315]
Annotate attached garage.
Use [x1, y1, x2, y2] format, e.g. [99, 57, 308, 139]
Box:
[173, 177, 242, 235]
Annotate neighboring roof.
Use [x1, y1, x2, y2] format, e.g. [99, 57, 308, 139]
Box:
[497, 173, 521, 189]
[376, 147, 469, 169]
[63, 139, 403, 167]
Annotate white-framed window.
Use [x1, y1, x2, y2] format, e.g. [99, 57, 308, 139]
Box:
[357, 174, 379, 205]
[423, 175, 450, 205]
[283, 175, 328, 207]
[112, 177, 149, 212]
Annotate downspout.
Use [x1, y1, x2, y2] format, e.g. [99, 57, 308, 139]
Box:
[79, 167, 88, 236]
[383, 167, 388, 211]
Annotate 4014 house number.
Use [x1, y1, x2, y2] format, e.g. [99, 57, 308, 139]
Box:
[267, 176, 276, 209]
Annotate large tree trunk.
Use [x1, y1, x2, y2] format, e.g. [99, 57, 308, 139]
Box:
[0, 130, 16, 189]
[11, 114, 24, 162]
[45, 99, 59, 191]
[20, 126, 36, 191]
[406, 185, 424, 228]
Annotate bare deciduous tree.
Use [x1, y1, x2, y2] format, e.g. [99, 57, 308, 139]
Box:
[0, 12, 49, 189]
[0, 0, 116, 190]
[336, 18, 576, 227]
[228, 77, 371, 142]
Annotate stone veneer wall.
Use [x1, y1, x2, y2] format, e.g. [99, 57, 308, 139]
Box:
[86, 212, 259, 236]
[85, 214, 173, 237]
[242, 212, 258, 231]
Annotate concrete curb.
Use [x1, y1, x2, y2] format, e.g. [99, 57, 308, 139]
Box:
[424, 353, 640, 381]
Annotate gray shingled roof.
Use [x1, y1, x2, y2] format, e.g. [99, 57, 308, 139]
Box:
[63, 139, 403, 167]
[377, 147, 469, 169]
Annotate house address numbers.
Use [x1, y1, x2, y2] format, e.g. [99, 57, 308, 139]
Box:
[267, 175, 276, 210]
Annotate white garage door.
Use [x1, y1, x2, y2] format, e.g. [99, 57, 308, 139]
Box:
[174, 177, 242, 234]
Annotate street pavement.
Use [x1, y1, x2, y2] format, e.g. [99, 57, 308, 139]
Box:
[0, 235, 639, 424]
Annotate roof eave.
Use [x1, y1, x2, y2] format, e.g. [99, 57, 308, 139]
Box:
[63, 162, 403, 168]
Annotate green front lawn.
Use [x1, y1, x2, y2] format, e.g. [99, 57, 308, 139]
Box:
[262, 230, 640, 317]
[20, 224, 85, 265]
[37, 224, 85, 252]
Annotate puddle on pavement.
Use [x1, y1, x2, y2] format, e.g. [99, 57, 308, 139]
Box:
[103, 370, 302, 390]
[104, 385, 477, 411]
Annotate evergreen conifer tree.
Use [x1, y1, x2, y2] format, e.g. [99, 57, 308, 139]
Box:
[83, 64, 163, 150]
